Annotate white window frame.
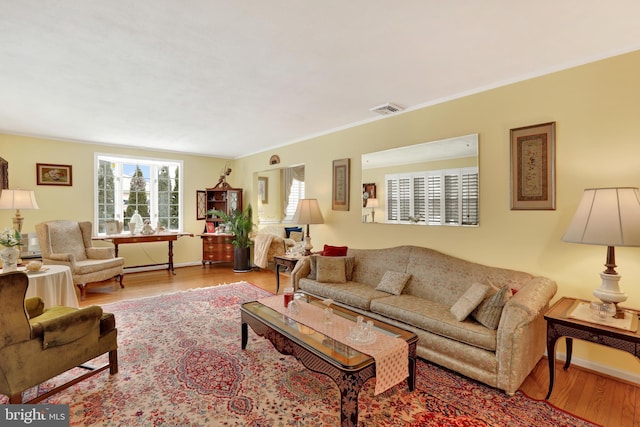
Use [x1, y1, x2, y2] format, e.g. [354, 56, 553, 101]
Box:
[385, 167, 478, 226]
[94, 153, 184, 235]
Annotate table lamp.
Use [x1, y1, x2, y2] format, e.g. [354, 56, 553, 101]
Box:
[366, 198, 379, 222]
[562, 187, 640, 317]
[292, 199, 324, 255]
[0, 189, 40, 232]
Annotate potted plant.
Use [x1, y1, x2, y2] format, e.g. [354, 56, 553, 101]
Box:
[209, 204, 254, 272]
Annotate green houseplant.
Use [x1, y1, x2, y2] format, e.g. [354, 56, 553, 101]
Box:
[209, 204, 254, 272]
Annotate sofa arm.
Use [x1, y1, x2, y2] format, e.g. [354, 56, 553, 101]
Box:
[496, 276, 557, 394]
[86, 247, 115, 259]
[291, 257, 311, 290]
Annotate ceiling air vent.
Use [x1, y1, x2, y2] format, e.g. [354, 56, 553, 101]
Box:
[369, 102, 405, 115]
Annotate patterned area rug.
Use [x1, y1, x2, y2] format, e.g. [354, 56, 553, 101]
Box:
[2, 282, 598, 426]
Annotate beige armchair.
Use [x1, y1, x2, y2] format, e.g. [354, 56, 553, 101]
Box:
[0, 271, 118, 404]
[36, 220, 125, 300]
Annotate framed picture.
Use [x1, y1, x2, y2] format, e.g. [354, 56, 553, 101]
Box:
[362, 183, 376, 207]
[332, 158, 350, 211]
[105, 220, 121, 235]
[258, 176, 268, 204]
[510, 122, 556, 210]
[205, 221, 216, 233]
[36, 163, 73, 186]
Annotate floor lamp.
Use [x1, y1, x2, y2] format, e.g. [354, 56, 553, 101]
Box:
[0, 189, 40, 232]
[292, 199, 324, 256]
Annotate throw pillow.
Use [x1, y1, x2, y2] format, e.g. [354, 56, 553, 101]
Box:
[316, 256, 347, 283]
[289, 231, 304, 242]
[308, 255, 355, 281]
[375, 271, 412, 295]
[450, 283, 489, 321]
[323, 244, 348, 256]
[284, 226, 303, 238]
[472, 283, 512, 329]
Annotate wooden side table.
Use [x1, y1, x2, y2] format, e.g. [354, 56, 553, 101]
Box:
[544, 296, 640, 399]
[200, 233, 234, 267]
[273, 255, 300, 294]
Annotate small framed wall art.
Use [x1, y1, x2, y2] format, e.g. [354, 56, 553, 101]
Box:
[258, 176, 268, 204]
[510, 122, 556, 210]
[332, 158, 350, 211]
[362, 183, 376, 207]
[36, 163, 73, 186]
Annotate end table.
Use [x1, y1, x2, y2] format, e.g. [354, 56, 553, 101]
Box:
[273, 255, 300, 294]
[545, 296, 640, 399]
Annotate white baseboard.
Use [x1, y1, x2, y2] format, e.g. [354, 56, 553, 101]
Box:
[123, 261, 201, 274]
[552, 351, 640, 385]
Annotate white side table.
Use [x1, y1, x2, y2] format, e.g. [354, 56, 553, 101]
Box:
[23, 265, 79, 308]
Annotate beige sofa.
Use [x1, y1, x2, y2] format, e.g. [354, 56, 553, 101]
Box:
[291, 245, 557, 395]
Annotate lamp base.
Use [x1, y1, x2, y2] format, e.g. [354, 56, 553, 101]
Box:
[304, 236, 313, 256]
[593, 272, 627, 319]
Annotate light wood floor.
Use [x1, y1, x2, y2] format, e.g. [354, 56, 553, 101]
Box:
[80, 265, 640, 427]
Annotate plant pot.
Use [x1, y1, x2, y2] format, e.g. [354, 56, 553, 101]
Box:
[0, 246, 20, 272]
[233, 247, 252, 272]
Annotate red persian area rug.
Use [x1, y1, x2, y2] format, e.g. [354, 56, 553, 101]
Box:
[1, 282, 598, 426]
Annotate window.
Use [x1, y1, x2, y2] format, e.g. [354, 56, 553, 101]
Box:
[95, 154, 183, 234]
[284, 178, 305, 222]
[385, 167, 478, 226]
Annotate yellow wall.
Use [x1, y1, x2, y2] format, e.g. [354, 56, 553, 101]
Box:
[0, 134, 229, 266]
[2, 49, 640, 381]
[237, 50, 640, 380]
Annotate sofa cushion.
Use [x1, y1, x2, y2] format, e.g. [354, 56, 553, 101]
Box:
[323, 244, 348, 256]
[370, 295, 497, 351]
[299, 278, 389, 310]
[375, 271, 412, 295]
[308, 255, 354, 281]
[316, 256, 347, 283]
[450, 282, 489, 321]
[284, 226, 303, 238]
[472, 284, 512, 329]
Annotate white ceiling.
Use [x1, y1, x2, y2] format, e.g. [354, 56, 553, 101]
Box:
[2, 1, 640, 159]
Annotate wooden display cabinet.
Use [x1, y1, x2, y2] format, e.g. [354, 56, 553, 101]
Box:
[201, 233, 234, 267]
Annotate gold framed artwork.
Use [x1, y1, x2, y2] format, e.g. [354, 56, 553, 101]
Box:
[258, 176, 268, 204]
[510, 122, 556, 210]
[332, 158, 350, 211]
[36, 163, 73, 186]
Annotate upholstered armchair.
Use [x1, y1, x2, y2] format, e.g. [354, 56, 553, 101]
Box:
[0, 271, 118, 404]
[36, 220, 125, 300]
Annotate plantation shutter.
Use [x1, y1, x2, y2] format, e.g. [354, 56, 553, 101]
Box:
[462, 171, 479, 225]
[444, 174, 460, 224]
[426, 175, 441, 223]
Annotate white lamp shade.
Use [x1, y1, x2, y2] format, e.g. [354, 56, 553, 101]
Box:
[0, 189, 40, 210]
[366, 198, 379, 208]
[292, 199, 324, 225]
[562, 187, 640, 247]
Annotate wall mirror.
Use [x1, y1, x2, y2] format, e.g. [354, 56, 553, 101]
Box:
[361, 134, 479, 226]
[256, 165, 305, 225]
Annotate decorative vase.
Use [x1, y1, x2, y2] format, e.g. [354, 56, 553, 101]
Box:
[0, 246, 20, 272]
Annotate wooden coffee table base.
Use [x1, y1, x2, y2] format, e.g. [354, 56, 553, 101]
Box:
[241, 312, 416, 427]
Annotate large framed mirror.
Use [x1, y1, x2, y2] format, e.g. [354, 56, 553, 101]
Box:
[256, 165, 305, 225]
[361, 134, 479, 226]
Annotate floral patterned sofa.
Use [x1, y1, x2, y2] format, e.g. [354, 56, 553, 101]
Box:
[290, 245, 557, 395]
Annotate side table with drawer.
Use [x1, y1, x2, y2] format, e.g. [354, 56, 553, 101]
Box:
[201, 233, 234, 267]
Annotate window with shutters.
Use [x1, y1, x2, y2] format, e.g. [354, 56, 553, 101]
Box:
[385, 167, 478, 226]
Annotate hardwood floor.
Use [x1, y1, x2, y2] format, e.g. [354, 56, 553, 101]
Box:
[80, 265, 640, 427]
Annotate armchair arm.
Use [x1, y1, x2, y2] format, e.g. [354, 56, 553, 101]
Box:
[86, 247, 115, 259]
[35, 306, 104, 349]
[25, 297, 45, 319]
[290, 257, 310, 290]
[47, 253, 75, 264]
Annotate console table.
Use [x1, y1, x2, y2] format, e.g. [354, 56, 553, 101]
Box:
[93, 232, 193, 274]
[545, 296, 640, 399]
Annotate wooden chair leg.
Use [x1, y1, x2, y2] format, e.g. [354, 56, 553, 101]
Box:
[9, 393, 22, 404]
[109, 349, 118, 374]
[117, 274, 124, 289]
[76, 283, 86, 300]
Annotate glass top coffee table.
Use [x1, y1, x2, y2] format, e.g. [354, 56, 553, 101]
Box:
[241, 294, 417, 427]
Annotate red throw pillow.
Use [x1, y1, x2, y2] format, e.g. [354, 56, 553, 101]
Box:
[323, 244, 348, 257]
